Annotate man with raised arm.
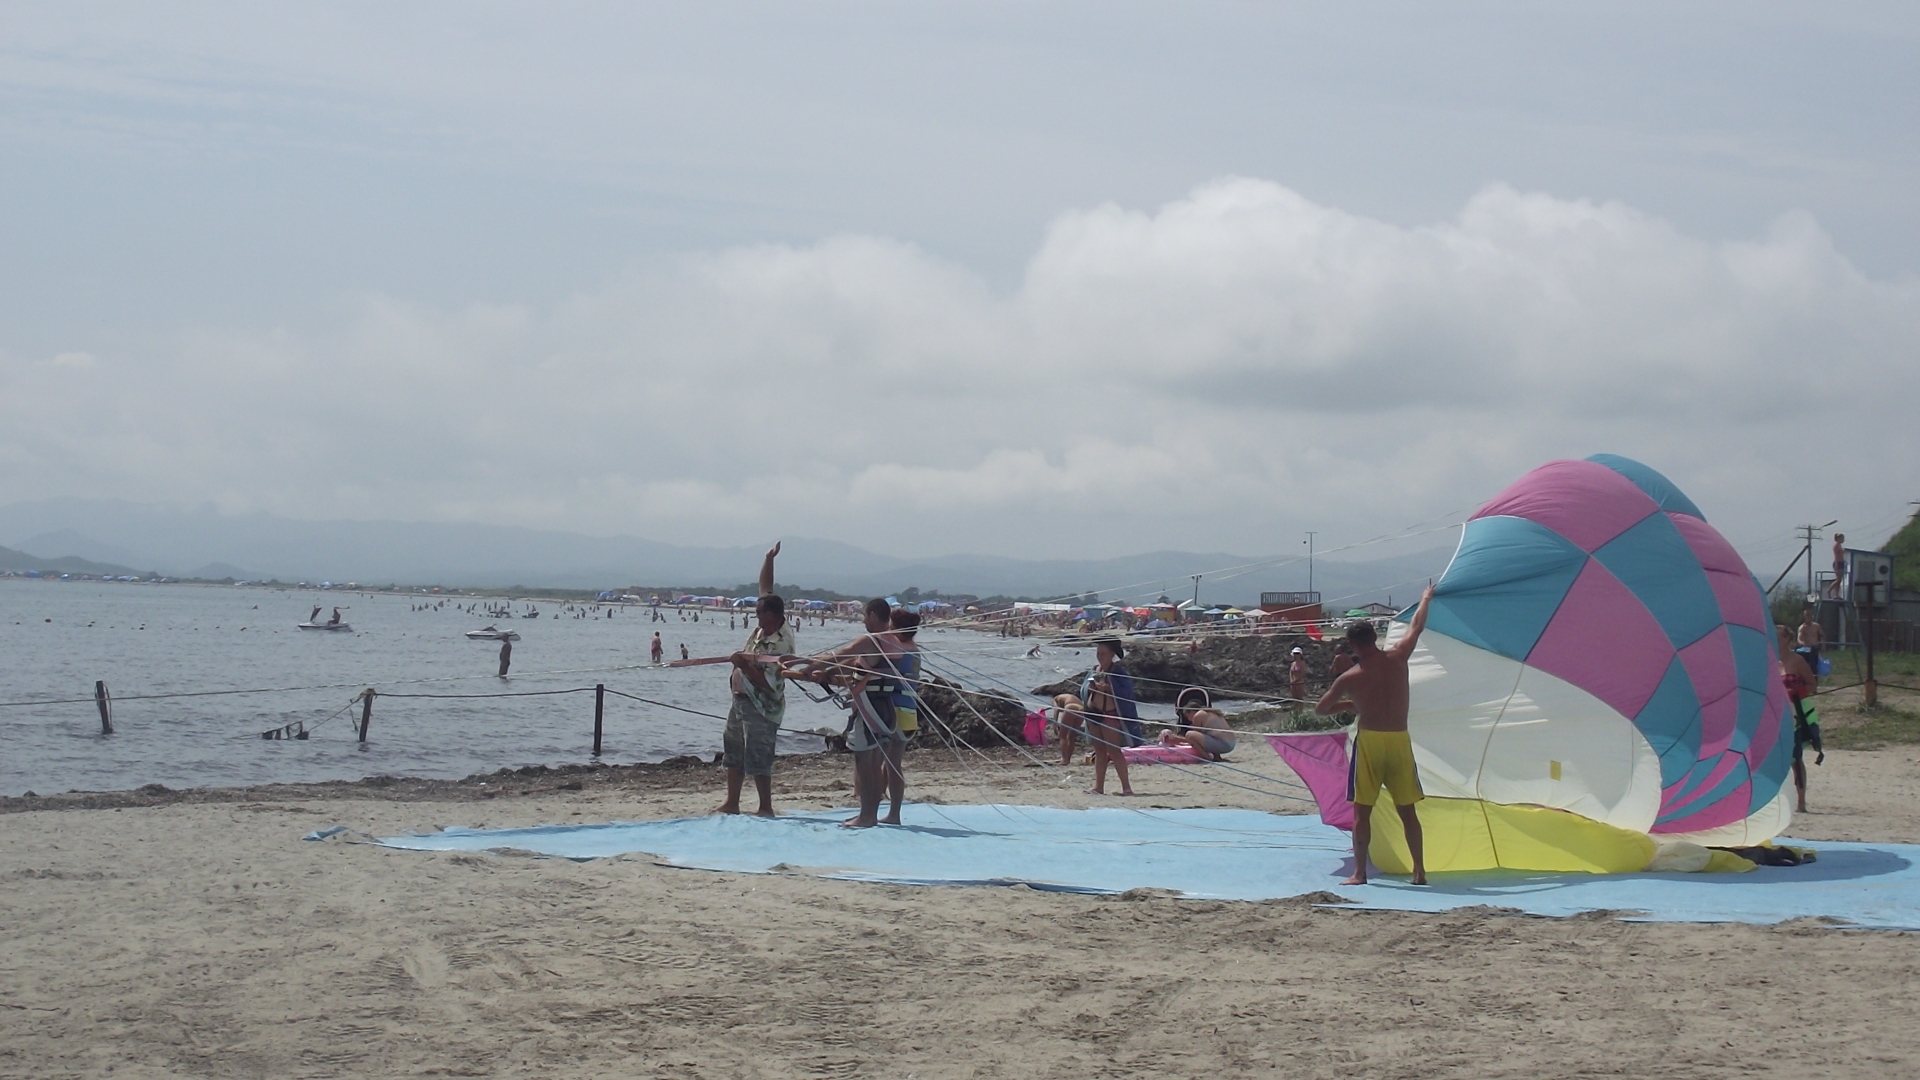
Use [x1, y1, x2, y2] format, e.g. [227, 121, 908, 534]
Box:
[1316, 584, 1435, 886]
[717, 542, 793, 817]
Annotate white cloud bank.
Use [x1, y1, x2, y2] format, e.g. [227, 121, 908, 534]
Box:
[3, 177, 1914, 562]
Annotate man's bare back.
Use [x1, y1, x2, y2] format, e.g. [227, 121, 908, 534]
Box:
[1316, 585, 1433, 729]
[1315, 585, 1435, 887]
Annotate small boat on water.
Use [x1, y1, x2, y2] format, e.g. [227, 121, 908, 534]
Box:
[465, 626, 521, 641]
[297, 622, 353, 632]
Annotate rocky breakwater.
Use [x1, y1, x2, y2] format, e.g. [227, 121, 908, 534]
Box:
[1032, 633, 1345, 705]
[914, 675, 1029, 748]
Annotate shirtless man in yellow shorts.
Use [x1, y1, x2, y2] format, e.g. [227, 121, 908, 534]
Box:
[1316, 584, 1435, 885]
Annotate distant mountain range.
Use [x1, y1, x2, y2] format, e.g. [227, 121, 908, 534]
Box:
[0, 498, 1455, 606]
[0, 543, 143, 579]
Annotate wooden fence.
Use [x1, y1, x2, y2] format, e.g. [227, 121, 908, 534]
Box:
[1866, 619, 1920, 654]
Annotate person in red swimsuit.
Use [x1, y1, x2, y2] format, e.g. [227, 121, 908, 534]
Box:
[1778, 624, 1823, 813]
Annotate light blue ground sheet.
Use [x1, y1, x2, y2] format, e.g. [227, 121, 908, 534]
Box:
[370, 805, 1920, 930]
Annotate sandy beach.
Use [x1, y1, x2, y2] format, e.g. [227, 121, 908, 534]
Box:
[2, 738, 1919, 1080]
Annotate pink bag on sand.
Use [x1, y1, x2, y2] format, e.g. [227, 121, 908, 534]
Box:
[1022, 709, 1048, 746]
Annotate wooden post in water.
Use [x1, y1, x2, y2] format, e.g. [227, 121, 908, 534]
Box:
[593, 683, 606, 757]
[94, 680, 113, 736]
[359, 689, 376, 742]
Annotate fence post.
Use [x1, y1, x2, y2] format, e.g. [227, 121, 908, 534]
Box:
[94, 680, 113, 735]
[1864, 602, 1878, 707]
[593, 683, 605, 757]
[359, 689, 376, 742]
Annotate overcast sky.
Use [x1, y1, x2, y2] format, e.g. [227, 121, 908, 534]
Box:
[3, 2, 1916, 574]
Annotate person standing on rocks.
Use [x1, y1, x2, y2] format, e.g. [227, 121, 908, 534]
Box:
[1289, 646, 1309, 705]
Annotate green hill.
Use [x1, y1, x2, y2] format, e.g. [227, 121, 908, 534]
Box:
[0, 544, 142, 578]
[1886, 511, 1920, 592]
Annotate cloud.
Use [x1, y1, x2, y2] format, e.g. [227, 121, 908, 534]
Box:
[2, 177, 1914, 563]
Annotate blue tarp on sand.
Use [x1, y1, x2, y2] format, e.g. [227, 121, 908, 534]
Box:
[375, 805, 1920, 929]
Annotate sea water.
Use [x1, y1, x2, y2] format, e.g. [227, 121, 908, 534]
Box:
[0, 580, 1075, 796]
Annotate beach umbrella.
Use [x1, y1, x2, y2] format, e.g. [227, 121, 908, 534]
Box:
[1272, 455, 1790, 875]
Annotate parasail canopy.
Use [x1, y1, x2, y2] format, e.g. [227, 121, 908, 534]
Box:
[1278, 454, 1791, 875]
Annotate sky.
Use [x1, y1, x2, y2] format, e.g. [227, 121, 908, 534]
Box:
[3, 1, 1917, 576]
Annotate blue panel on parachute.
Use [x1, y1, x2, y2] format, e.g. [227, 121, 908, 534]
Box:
[1591, 512, 1721, 650]
[1750, 702, 1794, 812]
[1419, 516, 1587, 662]
[1728, 624, 1773, 697]
[1587, 454, 1704, 520]
[1637, 658, 1703, 788]
[1726, 688, 1766, 756]
[1726, 624, 1777, 773]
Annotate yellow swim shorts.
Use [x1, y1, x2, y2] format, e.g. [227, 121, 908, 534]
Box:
[1349, 728, 1424, 807]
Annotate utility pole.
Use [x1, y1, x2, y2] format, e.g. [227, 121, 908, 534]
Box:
[1789, 520, 1838, 601]
[1798, 523, 1822, 600]
[1304, 532, 1318, 598]
[1190, 574, 1202, 610]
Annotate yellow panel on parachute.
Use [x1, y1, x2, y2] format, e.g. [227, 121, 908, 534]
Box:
[1365, 797, 1657, 875]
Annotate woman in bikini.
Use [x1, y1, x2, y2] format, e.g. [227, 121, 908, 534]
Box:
[1083, 671, 1134, 796]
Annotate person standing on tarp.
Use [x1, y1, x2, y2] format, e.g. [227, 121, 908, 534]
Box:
[791, 598, 901, 827]
[1317, 584, 1435, 886]
[717, 542, 793, 818]
[882, 607, 922, 825]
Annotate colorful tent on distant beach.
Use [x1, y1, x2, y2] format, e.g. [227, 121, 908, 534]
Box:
[1272, 454, 1791, 875]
